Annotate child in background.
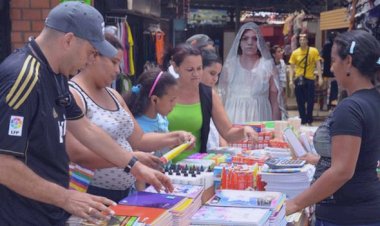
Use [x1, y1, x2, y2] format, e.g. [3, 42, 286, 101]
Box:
[200, 50, 228, 149]
[125, 69, 181, 157]
[271, 45, 287, 109]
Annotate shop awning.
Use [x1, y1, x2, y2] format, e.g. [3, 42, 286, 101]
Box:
[320, 8, 349, 30]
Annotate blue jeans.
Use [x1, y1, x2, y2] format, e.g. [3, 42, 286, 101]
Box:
[294, 77, 315, 124]
[316, 219, 380, 226]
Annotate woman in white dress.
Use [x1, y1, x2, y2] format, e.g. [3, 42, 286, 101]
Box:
[219, 22, 285, 123]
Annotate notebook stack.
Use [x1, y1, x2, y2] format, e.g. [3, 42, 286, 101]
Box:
[190, 206, 271, 226]
[111, 205, 170, 226]
[117, 191, 189, 226]
[145, 184, 204, 226]
[260, 164, 315, 199]
[204, 189, 286, 226]
[65, 214, 148, 226]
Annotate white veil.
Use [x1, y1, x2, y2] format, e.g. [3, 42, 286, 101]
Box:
[219, 22, 287, 119]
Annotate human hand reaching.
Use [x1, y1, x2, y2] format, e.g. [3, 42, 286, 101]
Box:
[299, 153, 320, 165]
[133, 151, 163, 172]
[60, 189, 116, 224]
[243, 126, 258, 143]
[131, 161, 174, 193]
[173, 131, 196, 150]
[285, 199, 301, 216]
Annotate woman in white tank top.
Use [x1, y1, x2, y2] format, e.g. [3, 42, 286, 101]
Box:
[66, 34, 195, 202]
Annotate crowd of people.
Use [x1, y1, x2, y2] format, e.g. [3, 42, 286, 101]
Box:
[0, 1, 379, 225]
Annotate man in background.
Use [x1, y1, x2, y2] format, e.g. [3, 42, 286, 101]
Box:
[289, 33, 322, 125]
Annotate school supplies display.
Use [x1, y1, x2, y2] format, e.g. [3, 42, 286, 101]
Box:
[283, 127, 307, 157]
[191, 206, 272, 226]
[265, 158, 306, 169]
[144, 184, 204, 199]
[68, 163, 94, 193]
[176, 158, 215, 169]
[111, 205, 171, 225]
[119, 191, 185, 209]
[213, 164, 260, 190]
[207, 189, 285, 212]
[187, 152, 232, 165]
[260, 164, 316, 199]
[144, 184, 203, 226]
[264, 147, 292, 158]
[164, 164, 215, 189]
[299, 132, 318, 154]
[207, 146, 242, 155]
[160, 142, 191, 164]
[65, 120, 321, 226]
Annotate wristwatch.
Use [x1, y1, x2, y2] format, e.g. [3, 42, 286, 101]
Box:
[124, 156, 139, 173]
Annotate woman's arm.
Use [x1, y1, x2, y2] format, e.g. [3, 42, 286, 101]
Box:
[211, 90, 257, 143]
[286, 135, 361, 215]
[66, 130, 113, 169]
[269, 76, 281, 120]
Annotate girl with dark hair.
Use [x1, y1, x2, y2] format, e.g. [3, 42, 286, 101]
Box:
[125, 69, 179, 154]
[167, 43, 258, 162]
[125, 69, 183, 190]
[200, 50, 227, 149]
[201, 49, 222, 86]
[286, 30, 380, 225]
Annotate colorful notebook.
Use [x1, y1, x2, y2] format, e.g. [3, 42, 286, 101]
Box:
[111, 205, 167, 225]
[191, 206, 271, 226]
[207, 189, 285, 211]
[144, 184, 203, 199]
[118, 191, 185, 209]
[68, 163, 94, 193]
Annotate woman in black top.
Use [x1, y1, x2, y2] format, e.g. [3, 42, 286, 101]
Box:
[286, 30, 380, 225]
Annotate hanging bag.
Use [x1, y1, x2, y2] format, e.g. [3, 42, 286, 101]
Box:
[296, 47, 309, 86]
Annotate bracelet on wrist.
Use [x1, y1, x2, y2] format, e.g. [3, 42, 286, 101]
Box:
[124, 156, 139, 173]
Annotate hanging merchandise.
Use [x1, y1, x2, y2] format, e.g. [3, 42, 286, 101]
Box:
[283, 13, 296, 36]
[348, 0, 380, 40]
[104, 16, 135, 95]
[126, 22, 135, 76]
[143, 24, 166, 68]
[292, 11, 306, 35]
[362, 4, 380, 40]
[143, 27, 157, 66]
[155, 28, 165, 66]
[105, 15, 134, 76]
